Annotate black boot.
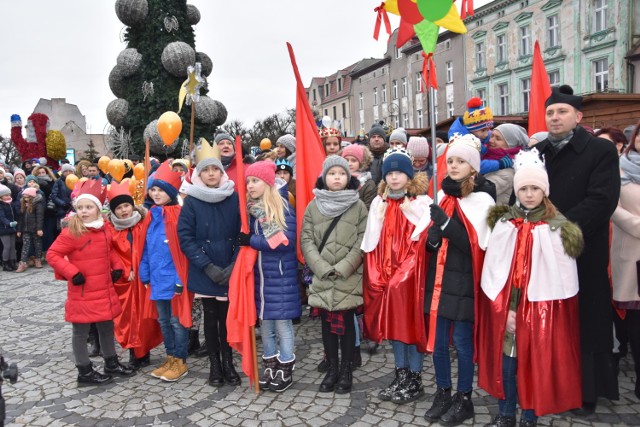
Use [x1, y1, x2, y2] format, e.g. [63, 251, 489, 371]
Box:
[104, 355, 136, 377]
[352, 346, 362, 369]
[77, 363, 112, 387]
[391, 370, 424, 404]
[128, 349, 151, 369]
[269, 356, 295, 392]
[424, 387, 453, 421]
[187, 330, 201, 356]
[335, 359, 353, 394]
[319, 358, 340, 393]
[518, 419, 537, 427]
[439, 391, 474, 426]
[3, 261, 12, 271]
[484, 415, 516, 427]
[8, 260, 17, 271]
[208, 353, 224, 387]
[259, 355, 278, 391]
[194, 341, 209, 358]
[378, 368, 409, 401]
[221, 349, 241, 385]
[317, 351, 329, 373]
[87, 324, 101, 358]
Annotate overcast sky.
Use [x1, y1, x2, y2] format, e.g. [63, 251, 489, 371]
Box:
[0, 0, 490, 138]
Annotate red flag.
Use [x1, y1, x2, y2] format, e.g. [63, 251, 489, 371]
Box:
[227, 136, 259, 389]
[458, 0, 475, 19]
[528, 41, 552, 136]
[286, 43, 326, 263]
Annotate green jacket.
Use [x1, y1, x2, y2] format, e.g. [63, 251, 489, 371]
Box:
[301, 199, 368, 312]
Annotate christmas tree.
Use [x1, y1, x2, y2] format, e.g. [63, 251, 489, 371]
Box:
[106, 0, 227, 157]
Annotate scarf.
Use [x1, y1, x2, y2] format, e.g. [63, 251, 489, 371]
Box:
[369, 145, 387, 157]
[441, 176, 464, 197]
[84, 218, 104, 229]
[482, 146, 522, 161]
[110, 211, 142, 231]
[183, 173, 235, 203]
[1, 198, 12, 204]
[620, 150, 640, 186]
[38, 175, 52, 184]
[386, 189, 406, 200]
[548, 130, 574, 153]
[221, 154, 235, 170]
[247, 198, 288, 249]
[313, 188, 360, 218]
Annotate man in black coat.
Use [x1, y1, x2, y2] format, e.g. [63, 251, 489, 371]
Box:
[533, 85, 620, 415]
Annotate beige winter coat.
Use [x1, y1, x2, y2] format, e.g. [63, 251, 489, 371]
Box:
[484, 168, 514, 206]
[611, 173, 640, 302]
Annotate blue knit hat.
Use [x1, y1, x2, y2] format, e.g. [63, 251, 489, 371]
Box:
[382, 148, 414, 180]
[25, 175, 38, 186]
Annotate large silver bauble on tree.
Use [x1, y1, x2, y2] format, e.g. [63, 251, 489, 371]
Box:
[116, 48, 143, 77]
[109, 66, 127, 98]
[161, 42, 195, 78]
[144, 120, 179, 154]
[115, 0, 149, 26]
[186, 4, 201, 25]
[196, 52, 213, 77]
[106, 99, 129, 128]
[195, 96, 228, 126]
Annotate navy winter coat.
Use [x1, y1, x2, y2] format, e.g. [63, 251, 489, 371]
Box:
[0, 201, 18, 235]
[250, 200, 301, 320]
[50, 178, 72, 217]
[178, 193, 241, 297]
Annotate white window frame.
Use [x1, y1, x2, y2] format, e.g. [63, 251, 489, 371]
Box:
[593, 58, 609, 91]
[416, 72, 423, 93]
[373, 87, 378, 106]
[475, 42, 486, 69]
[594, 0, 608, 33]
[337, 77, 342, 92]
[447, 102, 454, 118]
[519, 25, 531, 56]
[446, 62, 453, 83]
[547, 15, 559, 48]
[392, 80, 398, 99]
[395, 45, 402, 59]
[417, 109, 423, 128]
[359, 93, 363, 110]
[476, 88, 486, 104]
[402, 77, 408, 98]
[382, 84, 387, 103]
[548, 70, 560, 87]
[497, 34, 507, 63]
[403, 113, 409, 128]
[497, 83, 509, 115]
[521, 78, 531, 113]
[325, 84, 330, 97]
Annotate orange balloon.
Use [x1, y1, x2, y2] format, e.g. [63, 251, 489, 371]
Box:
[157, 111, 182, 146]
[108, 159, 126, 182]
[123, 177, 137, 195]
[98, 155, 111, 174]
[123, 159, 134, 173]
[133, 163, 145, 180]
[65, 174, 79, 191]
[79, 177, 88, 183]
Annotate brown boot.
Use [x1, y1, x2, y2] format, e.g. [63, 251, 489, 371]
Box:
[34, 259, 43, 268]
[15, 262, 28, 273]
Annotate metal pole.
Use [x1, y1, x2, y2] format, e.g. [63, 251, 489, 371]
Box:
[429, 86, 438, 203]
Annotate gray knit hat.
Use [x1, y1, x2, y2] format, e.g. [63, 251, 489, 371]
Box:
[389, 129, 408, 146]
[407, 136, 429, 158]
[276, 134, 296, 154]
[196, 157, 224, 176]
[494, 124, 529, 148]
[214, 132, 233, 144]
[60, 164, 76, 174]
[322, 155, 351, 183]
[369, 125, 387, 141]
[0, 184, 10, 197]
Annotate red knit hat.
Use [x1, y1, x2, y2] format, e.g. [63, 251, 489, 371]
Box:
[245, 161, 276, 186]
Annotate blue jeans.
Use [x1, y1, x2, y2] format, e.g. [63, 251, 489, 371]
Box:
[433, 317, 474, 392]
[391, 340, 424, 372]
[500, 354, 537, 422]
[261, 319, 295, 362]
[155, 299, 189, 360]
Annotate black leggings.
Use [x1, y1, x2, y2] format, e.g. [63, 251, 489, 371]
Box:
[321, 309, 356, 363]
[202, 299, 230, 355]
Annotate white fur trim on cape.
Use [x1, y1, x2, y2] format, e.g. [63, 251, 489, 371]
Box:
[436, 190, 494, 250]
[361, 194, 432, 253]
[481, 219, 518, 301]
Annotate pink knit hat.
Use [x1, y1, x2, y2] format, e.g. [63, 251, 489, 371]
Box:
[446, 133, 481, 172]
[22, 187, 37, 198]
[341, 144, 364, 164]
[245, 161, 276, 186]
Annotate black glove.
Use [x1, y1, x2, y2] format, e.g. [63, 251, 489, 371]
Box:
[111, 269, 123, 283]
[72, 272, 85, 286]
[427, 226, 442, 248]
[238, 232, 251, 247]
[174, 283, 184, 295]
[222, 263, 234, 281]
[204, 264, 225, 283]
[430, 204, 449, 227]
[498, 155, 513, 169]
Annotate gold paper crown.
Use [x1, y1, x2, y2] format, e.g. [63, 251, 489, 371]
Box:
[195, 138, 221, 165]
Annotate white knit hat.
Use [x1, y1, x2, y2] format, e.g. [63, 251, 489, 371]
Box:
[446, 133, 481, 172]
[513, 148, 549, 196]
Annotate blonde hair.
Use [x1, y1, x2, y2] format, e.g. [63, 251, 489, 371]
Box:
[260, 185, 288, 229]
[76, 160, 92, 177]
[68, 215, 89, 237]
[32, 166, 56, 180]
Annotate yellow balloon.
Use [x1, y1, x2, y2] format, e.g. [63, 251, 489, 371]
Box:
[133, 163, 145, 180]
[108, 159, 126, 182]
[157, 111, 183, 146]
[98, 156, 111, 174]
[65, 174, 79, 191]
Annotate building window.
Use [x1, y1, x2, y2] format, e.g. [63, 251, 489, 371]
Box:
[548, 70, 560, 87]
[312, 89, 317, 102]
[547, 15, 559, 48]
[373, 87, 378, 106]
[359, 93, 363, 110]
[475, 42, 486, 69]
[497, 83, 509, 115]
[382, 84, 387, 103]
[332, 106, 337, 120]
[593, 58, 609, 91]
[519, 26, 531, 56]
[446, 62, 453, 83]
[497, 34, 507, 63]
[594, 0, 608, 32]
[382, 67, 385, 75]
[402, 77, 408, 97]
[392, 80, 398, 99]
[395, 46, 401, 59]
[445, 39, 451, 49]
[447, 102, 454, 118]
[521, 0, 529, 8]
[521, 78, 531, 113]
[416, 72, 423, 93]
[476, 88, 486, 104]
[325, 84, 330, 97]
[342, 103, 346, 119]
[324, 108, 328, 117]
[403, 113, 409, 128]
[417, 109, 423, 128]
[337, 78, 342, 92]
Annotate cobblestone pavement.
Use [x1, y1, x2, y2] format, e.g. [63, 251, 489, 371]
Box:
[1, 266, 639, 427]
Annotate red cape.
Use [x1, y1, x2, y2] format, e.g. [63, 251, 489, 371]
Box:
[107, 220, 163, 358]
[476, 219, 581, 416]
[136, 205, 194, 329]
[363, 199, 429, 352]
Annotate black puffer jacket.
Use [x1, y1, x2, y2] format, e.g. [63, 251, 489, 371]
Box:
[424, 175, 496, 322]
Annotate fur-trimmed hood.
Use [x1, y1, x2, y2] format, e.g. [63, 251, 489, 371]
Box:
[377, 171, 428, 197]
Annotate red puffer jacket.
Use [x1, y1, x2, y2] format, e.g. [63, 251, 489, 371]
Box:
[46, 225, 124, 323]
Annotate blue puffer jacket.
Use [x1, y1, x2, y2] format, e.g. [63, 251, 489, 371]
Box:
[250, 200, 300, 320]
[0, 201, 18, 235]
[178, 193, 240, 297]
[139, 206, 182, 300]
[50, 177, 72, 217]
